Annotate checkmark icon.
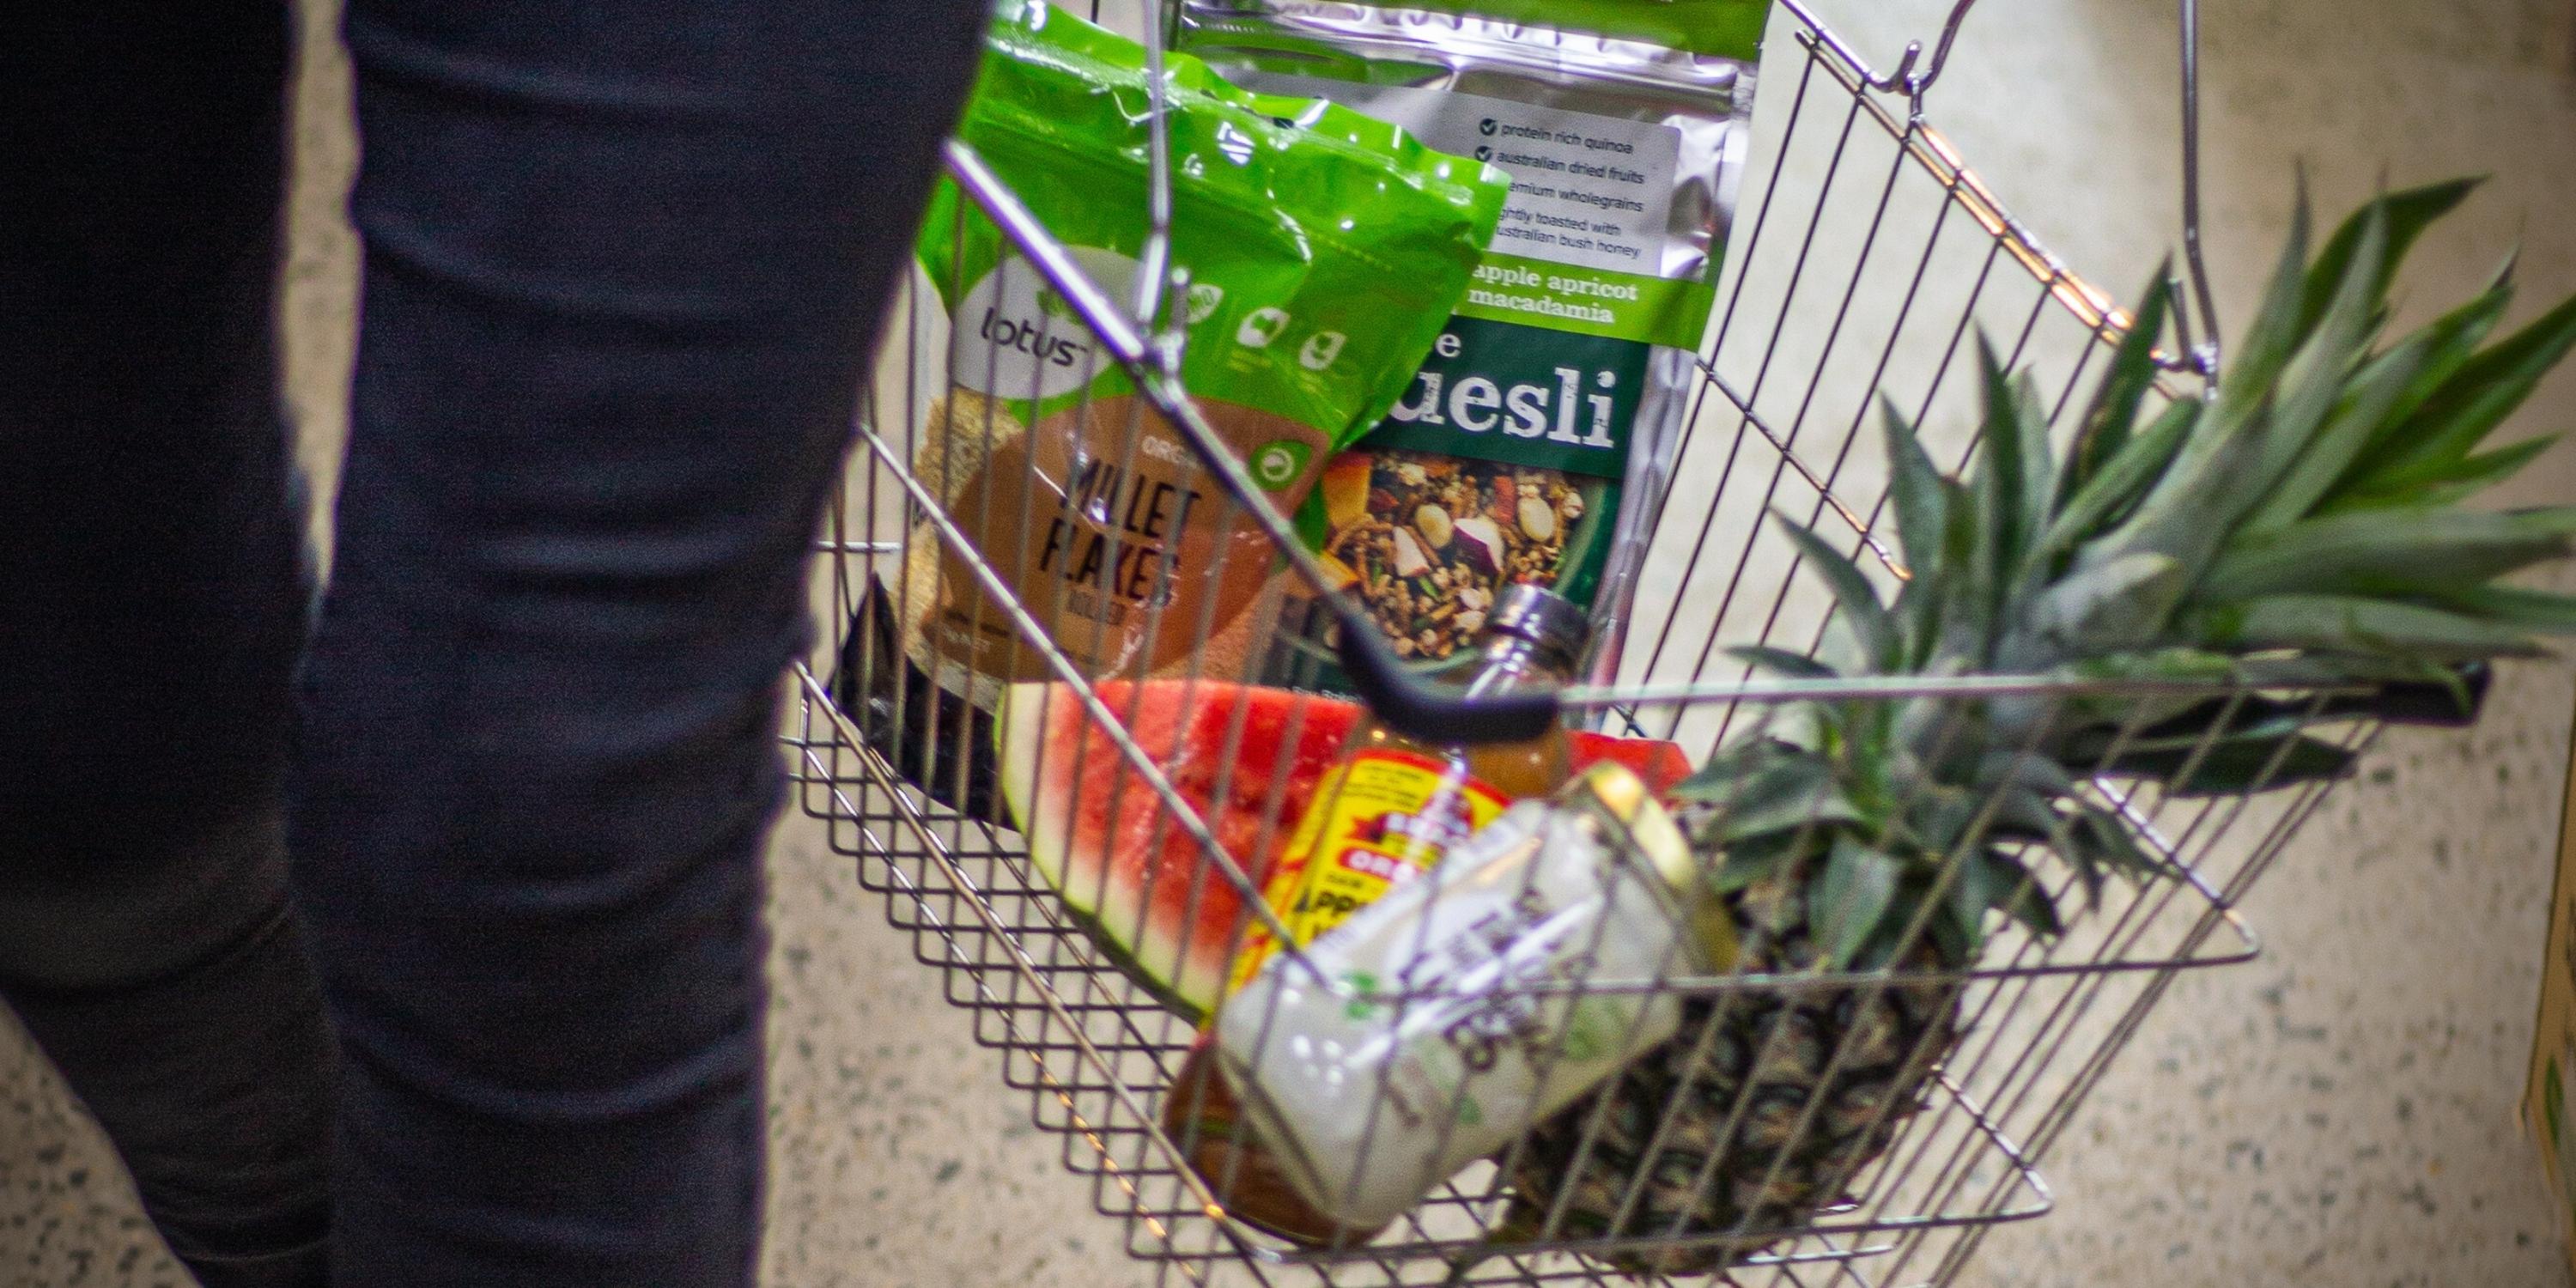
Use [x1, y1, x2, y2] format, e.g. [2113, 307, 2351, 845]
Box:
[1479, 118, 1497, 136]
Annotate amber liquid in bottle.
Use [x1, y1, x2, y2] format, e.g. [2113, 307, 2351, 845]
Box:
[1163, 586, 1585, 1245]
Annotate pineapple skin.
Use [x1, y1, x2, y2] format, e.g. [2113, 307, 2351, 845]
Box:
[1505, 870, 1959, 1275]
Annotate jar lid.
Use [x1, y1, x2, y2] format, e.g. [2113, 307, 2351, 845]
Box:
[1483, 584, 1589, 666]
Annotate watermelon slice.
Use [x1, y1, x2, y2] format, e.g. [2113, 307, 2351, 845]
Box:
[998, 679, 1694, 1022]
[999, 681, 1354, 1022]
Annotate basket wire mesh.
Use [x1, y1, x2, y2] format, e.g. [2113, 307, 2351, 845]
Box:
[782, 3, 2375, 1284]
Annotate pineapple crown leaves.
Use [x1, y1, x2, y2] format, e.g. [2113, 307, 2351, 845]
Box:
[1675, 682, 2151, 970]
[1680, 179, 2576, 970]
[2070, 179, 2576, 665]
[1872, 176, 2576, 696]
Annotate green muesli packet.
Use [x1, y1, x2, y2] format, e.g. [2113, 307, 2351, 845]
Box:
[895, 1, 1508, 696]
[1177, 0, 1771, 683]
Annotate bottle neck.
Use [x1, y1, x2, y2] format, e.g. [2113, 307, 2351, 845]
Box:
[1463, 634, 1576, 701]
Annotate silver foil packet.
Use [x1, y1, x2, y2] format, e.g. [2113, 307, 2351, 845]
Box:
[1177, 0, 1770, 686]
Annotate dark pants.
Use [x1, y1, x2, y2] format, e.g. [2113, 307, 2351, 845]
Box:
[3, 3, 983, 1285]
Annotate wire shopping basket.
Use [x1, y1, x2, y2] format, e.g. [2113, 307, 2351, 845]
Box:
[784, 3, 2424, 1284]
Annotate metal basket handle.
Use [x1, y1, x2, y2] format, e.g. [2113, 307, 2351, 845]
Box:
[1780, 0, 2221, 376]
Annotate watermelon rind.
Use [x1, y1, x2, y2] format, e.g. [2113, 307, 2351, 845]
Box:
[999, 681, 1261, 1024]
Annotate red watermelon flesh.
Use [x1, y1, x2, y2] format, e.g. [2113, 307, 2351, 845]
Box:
[998, 679, 1692, 1022]
[1569, 728, 1694, 797]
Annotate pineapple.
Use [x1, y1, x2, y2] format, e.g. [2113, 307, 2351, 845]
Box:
[1503, 179, 2576, 1273]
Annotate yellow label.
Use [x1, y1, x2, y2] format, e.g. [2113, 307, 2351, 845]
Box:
[1227, 749, 1511, 993]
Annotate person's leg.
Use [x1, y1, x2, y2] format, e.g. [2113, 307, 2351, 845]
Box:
[0, 7, 333, 1287]
[291, 2, 985, 1283]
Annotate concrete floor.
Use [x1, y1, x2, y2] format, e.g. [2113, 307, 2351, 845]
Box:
[8, 2, 2576, 1286]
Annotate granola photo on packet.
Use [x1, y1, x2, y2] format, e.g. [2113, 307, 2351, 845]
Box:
[1313, 449, 1595, 661]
